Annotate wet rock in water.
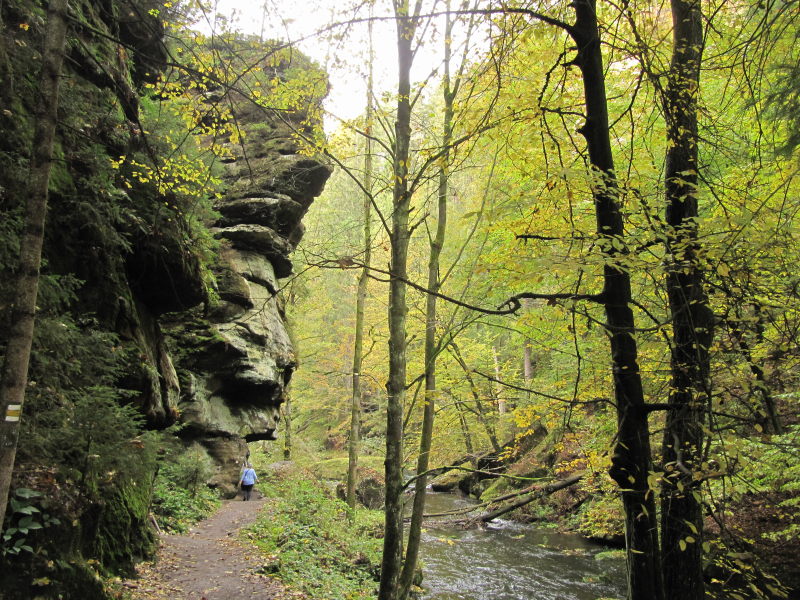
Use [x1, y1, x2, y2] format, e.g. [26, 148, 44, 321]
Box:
[430, 468, 471, 492]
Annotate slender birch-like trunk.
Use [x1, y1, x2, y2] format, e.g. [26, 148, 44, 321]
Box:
[346, 18, 375, 513]
[0, 0, 69, 526]
[398, 5, 454, 594]
[378, 2, 416, 597]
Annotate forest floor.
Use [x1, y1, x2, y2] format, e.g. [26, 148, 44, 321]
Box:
[119, 496, 301, 600]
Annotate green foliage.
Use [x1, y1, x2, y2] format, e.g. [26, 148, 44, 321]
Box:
[1, 488, 60, 557]
[731, 421, 800, 544]
[309, 455, 385, 481]
[244, 468, 382, 599]
[574, 493, 625, 542]
[706, 548, 791, 600]
[151, 447, 220, 533]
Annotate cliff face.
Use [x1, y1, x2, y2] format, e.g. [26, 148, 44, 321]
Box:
[172, 83, 331, 494]
[0, 0, 328, 515]
[0, 2, 328, 593]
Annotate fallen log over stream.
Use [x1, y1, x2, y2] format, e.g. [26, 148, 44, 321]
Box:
[421, 472, 584, 528]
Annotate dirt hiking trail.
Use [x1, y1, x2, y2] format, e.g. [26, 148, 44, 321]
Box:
[123, 497, 300, 600]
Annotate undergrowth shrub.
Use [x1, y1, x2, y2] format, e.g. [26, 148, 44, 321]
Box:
[151, 446, 220, 533]
[244, 468, 383, 600]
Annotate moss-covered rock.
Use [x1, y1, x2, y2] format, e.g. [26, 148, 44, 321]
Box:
[0, 467, 156, 599]
[430, 468, 473, 493]
[85, 480, 157, 572]
[215, 195, 305, 236]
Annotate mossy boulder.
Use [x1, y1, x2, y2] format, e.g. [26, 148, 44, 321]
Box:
[430, 468, 473, 493]
[215, 195, 305, 236]
[225, 154, 332, 206]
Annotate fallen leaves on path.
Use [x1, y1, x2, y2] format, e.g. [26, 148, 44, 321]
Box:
[116, 497, 306, 600]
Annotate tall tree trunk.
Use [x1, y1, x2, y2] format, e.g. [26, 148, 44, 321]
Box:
[729, 322, 781, 434]
[450, 392, 476, 465]
[282, 398, 292, 460]
[347, 17, 375, 513]
[378, 2, 416, 598]
[0, 0, 69, 526]
[522, 341, 533, 384]
[399, 6, 454, 594]
[660, 0, 711, 597]
[567, 2, 664, 598]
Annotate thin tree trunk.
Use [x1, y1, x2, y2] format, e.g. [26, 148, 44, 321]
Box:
[729, 323, 781, 434]
[660, 0, 711, 597]
[567, 2, 664, 598]
[453, 397, 476, 466]
[399, 5, 453, 594]
[347, 18, 375, 513]
[378, 2, 416, 597]
[522, 298, 534, 389]
[449, 342, 502, 453]
[522, 342, 533, 381]
[0, 0, 69, 526]
[282, 398, 292, 460]
[492, 346, 506, 415]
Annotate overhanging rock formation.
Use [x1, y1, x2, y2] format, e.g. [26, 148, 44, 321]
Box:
[169, 65, 332, 495]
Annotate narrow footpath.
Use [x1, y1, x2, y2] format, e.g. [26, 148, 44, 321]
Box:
[123, 497, 299, 600]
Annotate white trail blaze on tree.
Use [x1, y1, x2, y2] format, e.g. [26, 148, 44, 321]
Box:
[0, 0, 69, 526]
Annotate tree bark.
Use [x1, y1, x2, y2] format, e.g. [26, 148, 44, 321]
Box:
[729, 323, 781, 434]
[378, 2, 416, 598]
[567, 2, 665, 598]
[454, 397, 476, 466]
[659, 0, 711, 597]
[347, 17, 375, 514]
[282, 398, 292, 460]
[522, 341, 533, 384]
[0, 0, 69, 526]
[399, 6, 453, 594]
[492, 346, 506, 415]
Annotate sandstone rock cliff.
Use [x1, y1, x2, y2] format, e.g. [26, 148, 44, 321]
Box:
[169, 65, 331, 495]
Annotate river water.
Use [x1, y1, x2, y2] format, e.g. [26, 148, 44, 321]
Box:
[417, 491, 627, 600]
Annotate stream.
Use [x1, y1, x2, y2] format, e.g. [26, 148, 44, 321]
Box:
[417, 491, 627, 600]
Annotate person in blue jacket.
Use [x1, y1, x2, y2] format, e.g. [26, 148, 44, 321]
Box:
[239, 463, 258, 501]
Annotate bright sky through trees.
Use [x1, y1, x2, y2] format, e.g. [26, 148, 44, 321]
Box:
[197, 0, 396, 124]
[198, 0, 485, 129]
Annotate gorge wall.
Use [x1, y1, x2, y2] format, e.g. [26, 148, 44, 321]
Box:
[0, 4, 330, 590]
[169, 84, 331, 495]
[0, 0, 330, 600]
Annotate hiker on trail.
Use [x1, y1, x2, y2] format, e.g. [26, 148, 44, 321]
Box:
[239, 463, 258, 501]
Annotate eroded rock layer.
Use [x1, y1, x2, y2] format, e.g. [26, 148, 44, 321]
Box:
[172, 86, 331, 495]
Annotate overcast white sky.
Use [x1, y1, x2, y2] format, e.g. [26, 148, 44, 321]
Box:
[191, 0, 483, 129]
[193, 0, 412, 125]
